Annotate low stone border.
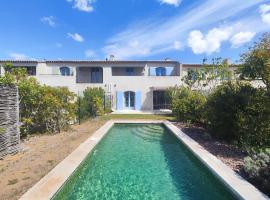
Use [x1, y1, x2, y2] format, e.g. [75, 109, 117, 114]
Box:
[20, 120, 269, 200]
[163, 121, 269, 200]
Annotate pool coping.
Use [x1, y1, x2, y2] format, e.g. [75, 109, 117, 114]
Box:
[19, 120, 269, 200]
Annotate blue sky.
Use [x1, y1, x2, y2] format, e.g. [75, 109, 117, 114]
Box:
[0, 0, 270, 63]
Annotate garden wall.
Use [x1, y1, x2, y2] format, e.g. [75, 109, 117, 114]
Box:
[0, 85, 20, 158]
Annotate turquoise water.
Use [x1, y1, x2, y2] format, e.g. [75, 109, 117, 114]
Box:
[53, 124, 237, 200]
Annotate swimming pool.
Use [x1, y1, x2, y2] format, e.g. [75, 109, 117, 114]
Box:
[52, 123, 237, 200]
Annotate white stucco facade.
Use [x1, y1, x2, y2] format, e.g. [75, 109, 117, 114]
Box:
[0, 60, 185, 111]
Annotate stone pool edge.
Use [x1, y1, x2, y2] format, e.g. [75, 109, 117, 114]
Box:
[163, 121, 269, 200]
[19, 120, 269, 200]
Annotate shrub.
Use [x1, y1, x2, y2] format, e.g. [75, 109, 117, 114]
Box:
[79, 87, 105, 119]
[243, 149, 270, 196]
[38, 86, 76, 133]
[168, 87, 206, 123]
[19, 78, 76, 135]
[0, 127, 4, 134]
[0, 66, 76, 136]
[204, 81, 270, 147]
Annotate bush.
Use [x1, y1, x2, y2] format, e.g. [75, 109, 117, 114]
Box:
[18, 77, 76, 135]
[204, 81, 270, 148]
[79, 87, 105, 119]
[168, 87, 206, 123]
[0, 66, 76, 136]
[243, 149, 270, 196]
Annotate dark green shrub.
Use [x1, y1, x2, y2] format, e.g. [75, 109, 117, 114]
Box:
[79, 87, 105, 119]
[205, 81, 270, 147]
[243, 149, 270, 196]
[18, 77, 76, 135]
[0, 66, 76, 136]
[169, 87, 206, 123]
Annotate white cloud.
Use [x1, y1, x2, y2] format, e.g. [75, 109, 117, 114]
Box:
[259, 4, 270, 25]
[188, 27, 232, 54]
[41, 16, 56, 27]
[103, 0, 264, 59]
[67, 33, 84, 42]
[230, 31, 255, 48]
[85, 49, 96, 58]
[67, 0, 95, 12]
[158, 0, 181, 7]
[174, 41, 181, 50]
[9, 53, 32, 60]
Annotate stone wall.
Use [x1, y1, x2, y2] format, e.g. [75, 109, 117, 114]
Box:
[0, 85, 20, 158]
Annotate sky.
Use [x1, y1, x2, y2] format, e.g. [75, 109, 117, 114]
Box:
[0, 0, 270, 63]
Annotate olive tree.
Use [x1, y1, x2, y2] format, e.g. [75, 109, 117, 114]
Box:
[239, 33, 270, 92]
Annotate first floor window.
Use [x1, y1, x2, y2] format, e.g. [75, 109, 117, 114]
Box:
[91, 67, 103, 83]
[126, 67, 134, 76]
[60, 67, 71, 76]
[155, 67, 166, 76]
[26, 66, 36, 76]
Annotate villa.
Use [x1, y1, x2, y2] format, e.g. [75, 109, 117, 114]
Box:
[0, 58, 200, 112]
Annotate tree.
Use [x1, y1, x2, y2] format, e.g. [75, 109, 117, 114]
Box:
[182, 57, 232, 92]
[239, 33, 270, 92]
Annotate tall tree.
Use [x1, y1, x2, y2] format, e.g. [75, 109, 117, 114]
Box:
[239, 33, 270, 92]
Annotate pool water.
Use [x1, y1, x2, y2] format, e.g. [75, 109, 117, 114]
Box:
[53, 124, 237, 200]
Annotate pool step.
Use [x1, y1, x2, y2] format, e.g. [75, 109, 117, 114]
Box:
[131, 125, 165, 142]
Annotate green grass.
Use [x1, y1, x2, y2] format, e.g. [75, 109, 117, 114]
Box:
[100, 114, 175, 121]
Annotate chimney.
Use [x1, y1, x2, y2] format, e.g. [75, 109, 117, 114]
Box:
[223, 58, 231, 65]
[109, 54, 115, 61]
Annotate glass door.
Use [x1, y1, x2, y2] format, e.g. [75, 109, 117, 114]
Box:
[124, 91, 135, 109]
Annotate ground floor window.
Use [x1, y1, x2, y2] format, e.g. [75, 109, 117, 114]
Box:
[124, 91, 135, 109]
[153, 90, 170, 110]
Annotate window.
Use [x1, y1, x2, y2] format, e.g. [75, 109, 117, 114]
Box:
[4, 66, 36, 76]
[91, 67, 103, 83]
[60, 67, 71, 76]
[125, 67, 134, 76]
[26, 66, 36, 76]
[155, 67, 166, 76]
[153, 91, 170, 110]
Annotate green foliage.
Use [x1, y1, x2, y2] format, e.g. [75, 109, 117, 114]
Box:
[168, 86, 206, 123]
[243, 149, 270, 195]
[0, 63, 28, 84]
[19, 79, 76, 135]
[79, 87, 105, 119]
[204, 81, 270, 148]
[0, 63, 76, 136]
[239, 33, 270, 92]
[182, 58, 232, 92]
[0, 127, 5, 134]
